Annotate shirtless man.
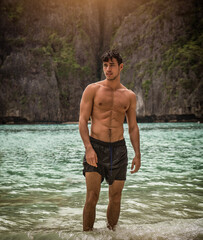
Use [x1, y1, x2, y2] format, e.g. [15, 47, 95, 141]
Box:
[79, 49, 141, 231]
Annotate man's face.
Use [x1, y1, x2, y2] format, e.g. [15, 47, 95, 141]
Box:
[103, 58, 123, 81]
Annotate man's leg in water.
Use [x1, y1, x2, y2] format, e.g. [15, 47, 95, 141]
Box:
[83, 172, 101, 231]
[107, 180, 125, 230]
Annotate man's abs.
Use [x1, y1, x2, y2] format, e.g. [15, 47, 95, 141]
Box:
[90, 120, 124, 142]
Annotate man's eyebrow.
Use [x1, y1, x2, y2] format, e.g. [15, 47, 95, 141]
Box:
[103, 62, 115, 65]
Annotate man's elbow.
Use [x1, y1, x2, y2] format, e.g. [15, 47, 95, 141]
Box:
[129, 124, 139, 135]
[79, 116, 88, 128]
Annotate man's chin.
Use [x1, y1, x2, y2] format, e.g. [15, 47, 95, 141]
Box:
[106, 76, 116, 81]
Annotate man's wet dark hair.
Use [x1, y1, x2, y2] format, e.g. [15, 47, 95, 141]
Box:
[101, 49, 123, 65]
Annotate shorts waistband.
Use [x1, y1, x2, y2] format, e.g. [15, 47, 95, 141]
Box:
[90, 136, 125, 147]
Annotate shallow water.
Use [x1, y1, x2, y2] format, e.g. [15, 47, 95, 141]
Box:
[0, 123, 202, 240]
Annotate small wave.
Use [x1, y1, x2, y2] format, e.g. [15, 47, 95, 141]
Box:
[0, 218, 202, 240]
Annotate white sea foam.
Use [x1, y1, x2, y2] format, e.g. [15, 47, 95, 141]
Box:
[22, 218, 202, 240]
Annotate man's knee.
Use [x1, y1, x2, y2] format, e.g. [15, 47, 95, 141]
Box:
[86, 191, 99, 207]
[109, 191, 122, 204]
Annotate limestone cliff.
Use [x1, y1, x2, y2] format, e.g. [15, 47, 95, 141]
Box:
[0, 0, 101, 122]
[112, 0, 203, 121]
[0, 0, 202, 123]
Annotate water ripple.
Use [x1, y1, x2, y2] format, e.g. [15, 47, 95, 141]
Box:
[0, 123, 202, 239]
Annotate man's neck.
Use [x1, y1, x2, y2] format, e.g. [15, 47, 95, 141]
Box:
[104, 78, 121, 90]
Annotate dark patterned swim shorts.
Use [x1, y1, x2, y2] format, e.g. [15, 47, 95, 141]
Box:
[83, 136, 128, 185]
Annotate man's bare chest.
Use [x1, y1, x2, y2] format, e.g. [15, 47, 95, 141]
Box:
[94, 88, 130, 113]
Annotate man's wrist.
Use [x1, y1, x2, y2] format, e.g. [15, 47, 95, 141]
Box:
[85, 143, 92, 150]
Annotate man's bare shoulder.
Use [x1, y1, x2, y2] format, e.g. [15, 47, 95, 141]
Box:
[129, 89, 136, 98]
[121, 84, 136, 96]
[83, 82, 102, 96]
[85, 82, 102, 90]
[120, 85, 137, 107]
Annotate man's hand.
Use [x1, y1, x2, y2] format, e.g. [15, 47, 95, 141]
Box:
[85, 146, 98, 167]
[130, 155, 141, 173]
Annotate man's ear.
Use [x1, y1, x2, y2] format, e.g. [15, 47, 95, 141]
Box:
[120, 63, 124, 71]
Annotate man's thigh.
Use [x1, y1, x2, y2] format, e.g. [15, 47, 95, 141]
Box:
[85, 172, 102, 195]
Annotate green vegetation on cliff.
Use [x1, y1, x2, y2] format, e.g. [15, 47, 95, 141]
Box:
[1, 0, 24, 22]
[163, 32, 203, 91]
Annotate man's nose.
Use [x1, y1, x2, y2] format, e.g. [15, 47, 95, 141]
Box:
[107, 65, 111, 71]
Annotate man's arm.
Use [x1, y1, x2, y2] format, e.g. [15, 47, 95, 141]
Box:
[126, 91, 141, 173]
[79, 84, 98, 167]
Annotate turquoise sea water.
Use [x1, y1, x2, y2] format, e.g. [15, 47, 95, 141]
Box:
[0, 123, 202, 240]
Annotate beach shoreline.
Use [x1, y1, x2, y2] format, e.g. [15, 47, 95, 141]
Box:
[0, 114, 202, 125]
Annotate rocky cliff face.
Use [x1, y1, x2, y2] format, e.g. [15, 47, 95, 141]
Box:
[0, 0, 202, 123]
[112, 0, 203, 121]
[0, 0, 102, 122]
